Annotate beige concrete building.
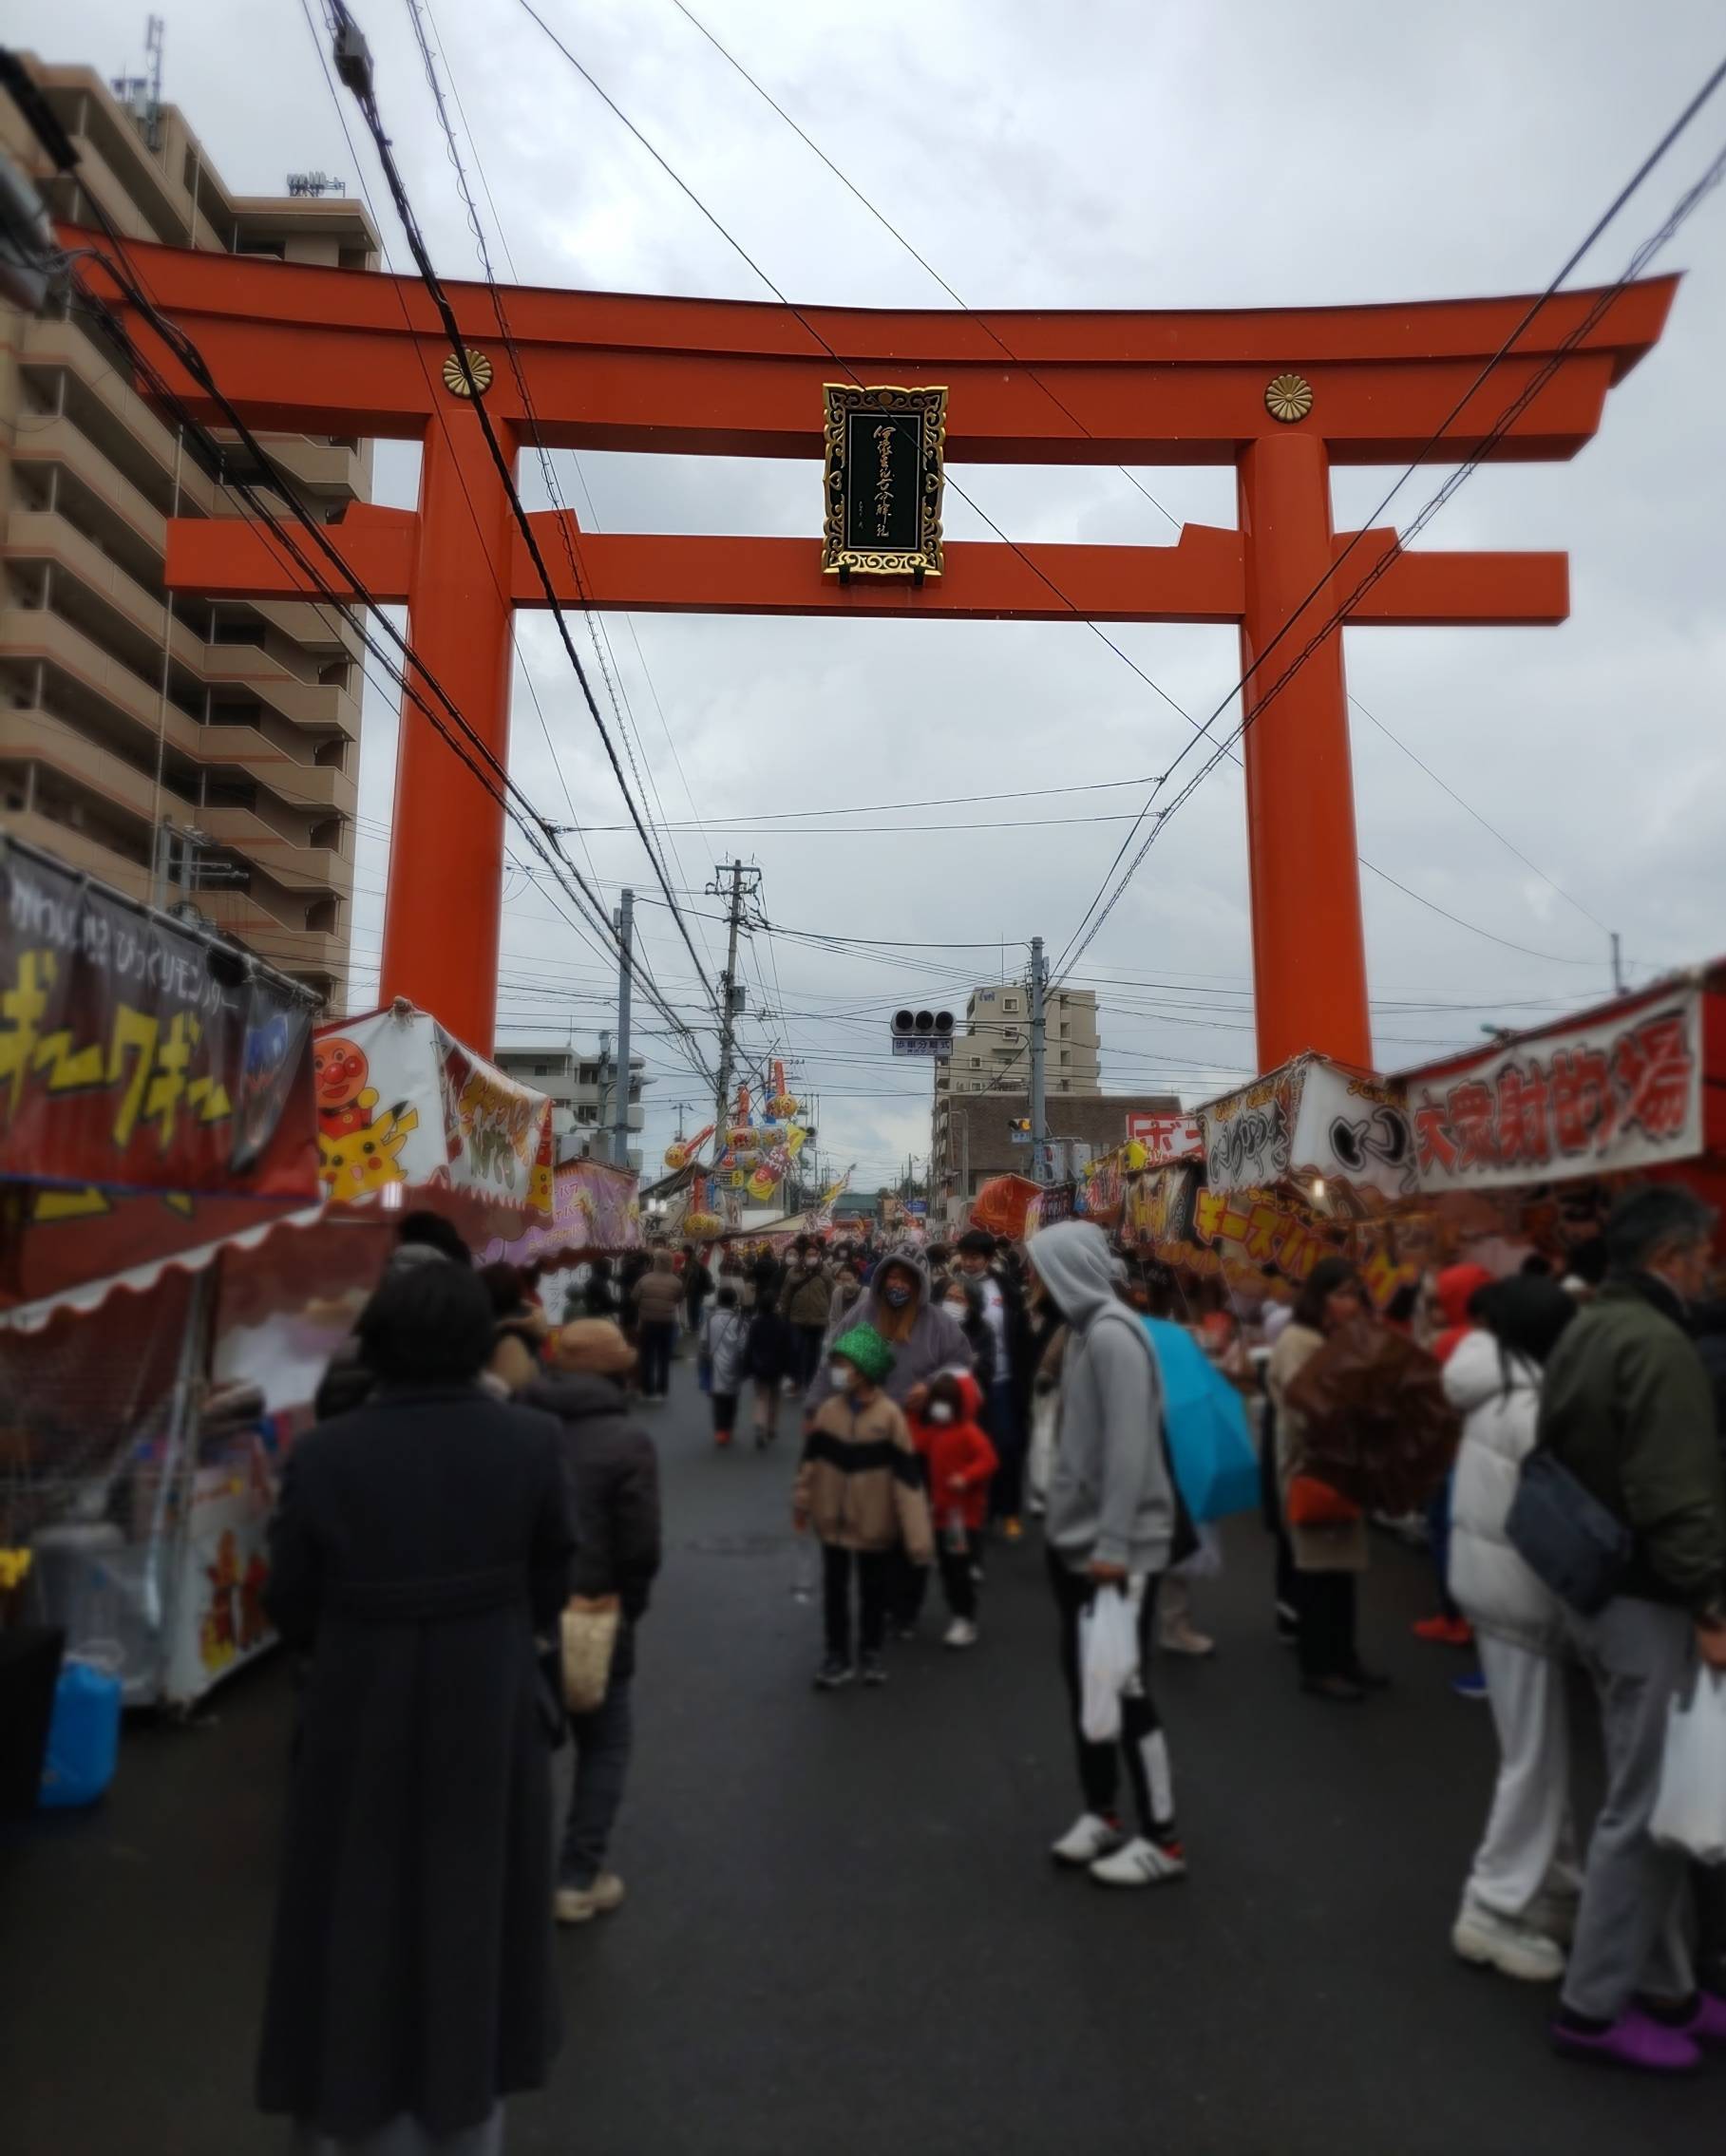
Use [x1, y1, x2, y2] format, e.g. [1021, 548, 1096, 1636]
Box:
[0, 53, 381, 1008]
[930, 982, 1104, 1219]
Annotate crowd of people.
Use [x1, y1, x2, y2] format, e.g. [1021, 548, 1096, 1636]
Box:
[258, 1180, 1726, 2146]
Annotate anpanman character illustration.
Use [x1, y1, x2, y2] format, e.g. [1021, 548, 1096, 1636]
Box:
[313, 1036, 376, 1142]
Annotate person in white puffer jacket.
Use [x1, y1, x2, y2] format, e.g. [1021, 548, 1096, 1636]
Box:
[1445, 1276, 1584, 1984]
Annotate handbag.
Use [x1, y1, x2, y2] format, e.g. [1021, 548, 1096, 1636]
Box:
[1505, 1448, 1631, 1616]
[1285, 1474, 1362, 1529]
[560, 1595, 621, 1714]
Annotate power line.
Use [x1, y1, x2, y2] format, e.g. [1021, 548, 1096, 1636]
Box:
[66, 219, 718, 1086]
[1053, 62, 1726, 978]
[661, 0, 1638, 955]
[326, 0, 721, 1011]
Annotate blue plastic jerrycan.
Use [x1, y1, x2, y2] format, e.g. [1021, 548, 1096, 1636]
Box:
[39, 1657, 123, 1809]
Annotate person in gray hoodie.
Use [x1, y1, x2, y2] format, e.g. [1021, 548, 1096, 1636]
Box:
[802, 1239, 973, 1422]
[1027, 1220, 1185, 1891]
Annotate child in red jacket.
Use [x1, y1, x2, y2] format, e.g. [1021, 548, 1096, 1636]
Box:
[910, 1371, 997, 1648]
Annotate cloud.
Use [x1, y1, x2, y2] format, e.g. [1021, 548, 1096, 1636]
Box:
[45, 0, 1726, 1189]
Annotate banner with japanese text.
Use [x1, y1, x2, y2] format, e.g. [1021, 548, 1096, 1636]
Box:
[1407, 985, 1704, 1194]
[0, 838, 317, 1200]
[1201, 1054, 1416, 1210]
[481, 1158, 641, 1266]
[1124, 1113, 1204, 1164]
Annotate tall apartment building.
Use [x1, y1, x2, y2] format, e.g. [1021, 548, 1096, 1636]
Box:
[0, 53, 380, 1008]
[492, 1041, 649, 1170]
[932, 981, 1102, 1183]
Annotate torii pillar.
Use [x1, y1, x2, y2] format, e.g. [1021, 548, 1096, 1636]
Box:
[73, 231, 1675, 1064]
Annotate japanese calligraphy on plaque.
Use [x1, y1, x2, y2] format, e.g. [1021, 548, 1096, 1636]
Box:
[821, 383, 947, 578]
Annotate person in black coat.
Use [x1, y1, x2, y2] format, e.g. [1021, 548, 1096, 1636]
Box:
[522, 1319, 662, 1926]
[682, 1244, 714, 1338]
[937, 1272, 997, 1397]
[258, 1262, 576, 2152]
[744, 1297, 795, 1449]
[313, 1208, 473, 1421]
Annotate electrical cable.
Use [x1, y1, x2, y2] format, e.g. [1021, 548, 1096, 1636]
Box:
[325, 0, 722, 1011]
[66, 235, 718, 1084]
[1053, 121, 1726, 981]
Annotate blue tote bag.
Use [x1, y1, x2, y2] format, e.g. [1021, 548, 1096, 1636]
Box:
[1141, 1317, 1260, 1524]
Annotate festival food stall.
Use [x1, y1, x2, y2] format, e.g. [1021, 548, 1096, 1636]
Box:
[1113, 1052, 1430, 1310]
[0, 833, 324, 1717]
[0, 845, 645, 1711]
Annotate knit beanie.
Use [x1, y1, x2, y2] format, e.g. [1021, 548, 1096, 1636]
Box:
[830, 1322, 896, 1387]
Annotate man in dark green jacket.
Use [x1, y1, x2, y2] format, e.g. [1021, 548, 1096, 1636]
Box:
[1540, 1184, 1726, 2073]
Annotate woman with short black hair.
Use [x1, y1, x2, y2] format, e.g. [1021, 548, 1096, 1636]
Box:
[259, 1261, 576, 2154]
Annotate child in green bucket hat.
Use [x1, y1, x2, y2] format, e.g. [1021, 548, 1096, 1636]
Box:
[794, 1324, 933, 1689]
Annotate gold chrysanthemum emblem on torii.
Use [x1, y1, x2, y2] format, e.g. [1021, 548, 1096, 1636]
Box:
[1264, 371, 1314, 424]
[442, 349, 494, 398]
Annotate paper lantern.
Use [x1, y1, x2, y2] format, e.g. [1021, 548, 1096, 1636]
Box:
[685, 1210, 723, 1238]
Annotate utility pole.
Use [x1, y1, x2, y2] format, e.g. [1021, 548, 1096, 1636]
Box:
[1029, 933, 1049, 1182]
[707, 860, 762, 1140]
[1610, 932, 1625, 996]
[612, 887, 635, 1169]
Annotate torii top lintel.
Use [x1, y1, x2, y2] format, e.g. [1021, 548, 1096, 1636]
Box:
[77, 231, 1675, 463]
[70, 228, 1676, 1074]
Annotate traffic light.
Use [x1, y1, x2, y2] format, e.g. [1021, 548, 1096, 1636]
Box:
[889, 1008, 954, 1059]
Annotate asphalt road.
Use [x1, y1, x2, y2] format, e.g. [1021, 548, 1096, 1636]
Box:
[5, 1358, 1722, 2153]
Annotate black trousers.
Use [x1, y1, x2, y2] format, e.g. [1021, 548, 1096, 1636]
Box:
[1047, 1548, 1175, 1843]
[1294, 1569, 1357, 1681]
[823, 1544, 889, 1661]
[639, 1320, 676, 1399]
[793, 1324, 827, 1390]
[937, 1531, 979, 1621]
[711, 1392, 738, 1437]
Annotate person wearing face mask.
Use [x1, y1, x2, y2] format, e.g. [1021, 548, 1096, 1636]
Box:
[956, 1230, 1033, 1541]
[1538, 1185, 1726, 2075]
[804, 1240, 974, 1427]
[909, 1371, 997, 1648]
[1026, 1221, 1187, 1890]
[831, 1264, 863, 1321]
[939, 1275, 997, 1397]
[793, 1324, 933, 1687]
[780, 1239, 835, 1394]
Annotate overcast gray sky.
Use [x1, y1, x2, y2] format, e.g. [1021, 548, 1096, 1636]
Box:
[40, 0, 1726, 1191]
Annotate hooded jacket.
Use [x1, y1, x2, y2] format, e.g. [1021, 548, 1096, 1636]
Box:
[521, 1370, 662, 1618]
[1443, 1330, 1565, 1655]
[1028, 1221, 1173, 1576]
[804, 1239, 974, 1417]
[909, 1371, 998, 1533]
[1433, 1263, 1493, 1366]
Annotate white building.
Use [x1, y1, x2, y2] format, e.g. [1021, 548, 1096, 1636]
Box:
[493, 1041, 648, 1169]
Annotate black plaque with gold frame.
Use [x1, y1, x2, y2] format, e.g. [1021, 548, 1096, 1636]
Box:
[821, 384, 947, 579]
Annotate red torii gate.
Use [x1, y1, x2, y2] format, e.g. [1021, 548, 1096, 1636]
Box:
[76, 234, 1675, 1061]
